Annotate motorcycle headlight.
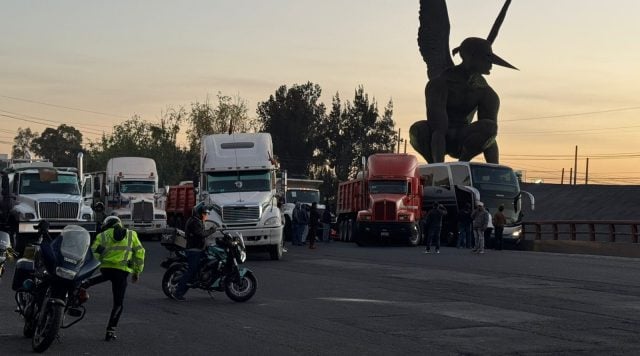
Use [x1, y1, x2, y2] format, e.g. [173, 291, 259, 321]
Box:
[55, 267, 78, 280]
[264, 216, 279, 226]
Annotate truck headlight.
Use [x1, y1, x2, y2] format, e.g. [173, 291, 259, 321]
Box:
[82, 214, 92, 220]
[264, 216, 279, 226]
[25, 213, 36, 220]
[118, 214, 131, 220]
[360, 214, 372, 221]
[398, 214, 411, 221]
[154, 214, 166, 220]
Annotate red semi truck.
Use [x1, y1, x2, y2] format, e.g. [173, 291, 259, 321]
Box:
[336, 153, 424, 246]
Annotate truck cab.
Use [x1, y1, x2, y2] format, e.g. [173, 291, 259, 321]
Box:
[1, 155, 95, 255]
[276, 171, 326, 241]
[199, 133, 284, 260]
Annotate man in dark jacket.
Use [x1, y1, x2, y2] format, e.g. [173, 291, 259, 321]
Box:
[174, 202, 212, 301]
[457, 203, 473, 249]
[424, 202, 447, 254]
[308, 202, 320, 249]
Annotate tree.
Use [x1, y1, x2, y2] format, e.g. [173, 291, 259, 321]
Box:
[257, 82, 326, 176]
[31, 124, 83, 167]
[11, 127, 38, 159]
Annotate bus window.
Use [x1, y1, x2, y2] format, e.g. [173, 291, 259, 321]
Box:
[450, 165, 471, 186]
[420, 166, 450, 189]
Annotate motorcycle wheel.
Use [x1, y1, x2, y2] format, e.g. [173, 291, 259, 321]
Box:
[22, 296, 38, 338]
[162, 264, 185, 298]
[224, 271, 257, 303]
[32, 303, 63, 353]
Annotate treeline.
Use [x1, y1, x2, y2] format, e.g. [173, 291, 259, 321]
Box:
[9, 83, 397, 202]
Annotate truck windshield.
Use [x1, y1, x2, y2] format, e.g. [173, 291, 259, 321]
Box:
[286, 190, 320, 204]
[120, 180, 155, 193]
[470, 166, 519, 194]
[369, 180, 408, 194]
[20, 173, 80, 195]
[206, 170, 271, 193]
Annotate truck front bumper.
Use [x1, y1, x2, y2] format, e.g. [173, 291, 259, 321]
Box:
[19, 221, 97, 234]
[357, 221, 418, 242]
[121, 220, 167, 235]
[216, 225, 283, 246]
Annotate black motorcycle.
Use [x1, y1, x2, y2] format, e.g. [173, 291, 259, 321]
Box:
[12, 223, 100, 353]
[160, 224, 257, 302]
[0, 230, 16, 278]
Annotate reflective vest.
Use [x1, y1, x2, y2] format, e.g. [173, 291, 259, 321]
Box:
[92, 228, 145, 274]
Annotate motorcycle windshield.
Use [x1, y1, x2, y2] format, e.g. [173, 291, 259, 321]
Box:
[0, 232, 10, 249]
[60, 225, 91, 262]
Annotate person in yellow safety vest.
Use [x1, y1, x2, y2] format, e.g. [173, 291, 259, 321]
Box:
[83, 215, 145, 341]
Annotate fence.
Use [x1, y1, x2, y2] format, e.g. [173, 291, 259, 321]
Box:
[521, 220, 640, 244]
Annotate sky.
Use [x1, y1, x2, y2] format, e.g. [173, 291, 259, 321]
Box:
[1, 0, 640, 184]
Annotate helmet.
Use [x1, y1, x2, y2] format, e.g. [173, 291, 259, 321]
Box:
[102, 216, 122, 232]
[193, 202, 209, 217]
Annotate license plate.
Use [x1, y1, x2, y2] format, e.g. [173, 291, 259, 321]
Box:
[381, 231, 389, 237]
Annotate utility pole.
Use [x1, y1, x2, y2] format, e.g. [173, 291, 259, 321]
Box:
[403, 139, 407, 154]
[573, 145, 578, 185]
[585, 157, 589, 185]
[569, 168, 573, 185]
[396, 128, 401, 154]
[561, 168, 565, 185]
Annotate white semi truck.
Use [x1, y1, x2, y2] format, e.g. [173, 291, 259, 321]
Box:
[85, 157, 167, 238]
[0, 154, 95, 255]
[199, 133, 284, 260]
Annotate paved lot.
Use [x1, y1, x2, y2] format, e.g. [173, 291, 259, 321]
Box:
[1, 241, 640, 355]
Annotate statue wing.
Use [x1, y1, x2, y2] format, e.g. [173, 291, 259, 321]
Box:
[418, 0, 454, 80]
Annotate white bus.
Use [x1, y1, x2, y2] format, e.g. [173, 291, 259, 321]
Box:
[418, 162, 535, 245]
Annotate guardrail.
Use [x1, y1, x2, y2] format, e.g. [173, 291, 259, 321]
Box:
[521, 220, 640, 243]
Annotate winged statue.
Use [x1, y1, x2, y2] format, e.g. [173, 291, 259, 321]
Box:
[409, 0, 517, 164]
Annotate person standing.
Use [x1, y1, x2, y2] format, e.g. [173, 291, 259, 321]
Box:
[424, 202, 447, 254]
[86, 216, 145, 341]
[321, 204, 332, 243]
[484, 208, 494, 249]
[174, 202, 213, 301]
[493, 205, 507, 250]
[299, 204, 310, 245]
[291, 202, 303, 246]
[471, 202, 488, 254]
[456, 203, 472, 249]
[308, 202, 320, 249]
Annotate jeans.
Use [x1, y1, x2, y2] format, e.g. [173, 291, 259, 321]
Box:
[457, 224, 471, 248]
[292, 223, 303, 245]
[322, 223, 331, 242]
[175, 250, 203, 297]
[425, 227, 441, 250]
[474, 228, 485, 252]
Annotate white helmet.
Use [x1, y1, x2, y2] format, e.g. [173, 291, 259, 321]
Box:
[102, 216, 122, 232]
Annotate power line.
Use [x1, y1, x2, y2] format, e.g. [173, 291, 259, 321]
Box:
[0, 94, 129, 119]
[502, 106, 640, 122]
[0, 113, 105, 137]
[0, 109, 114, 129]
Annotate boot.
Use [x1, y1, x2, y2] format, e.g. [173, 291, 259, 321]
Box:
[105, 327, 117, 341]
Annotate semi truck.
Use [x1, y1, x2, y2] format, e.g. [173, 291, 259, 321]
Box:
[336, 153, 423, 246]
[199, 133, 284, 260]
[84, 157, 167, 238]
[0, 154, 95, 255]
[164, 181, 196, 230]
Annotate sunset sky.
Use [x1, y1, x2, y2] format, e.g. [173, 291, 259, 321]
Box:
[1, 0, 639, 184]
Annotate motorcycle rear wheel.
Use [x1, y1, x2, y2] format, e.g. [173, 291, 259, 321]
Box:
[225, 271, 257, 302]
[162, 264, 185, 298]
[32, 303, 63, 353]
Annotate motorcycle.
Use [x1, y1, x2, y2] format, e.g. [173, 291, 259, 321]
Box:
[12, 223, 100, 353]
[0, 230, 17, 278]
[160, 222, 257, 302]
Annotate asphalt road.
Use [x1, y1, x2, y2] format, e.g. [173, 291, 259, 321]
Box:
[1, 241, 640, 355]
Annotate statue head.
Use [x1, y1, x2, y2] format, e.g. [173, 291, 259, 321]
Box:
[455, 37, 517, 75]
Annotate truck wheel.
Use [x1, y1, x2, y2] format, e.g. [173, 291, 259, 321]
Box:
[407, 224, 420, 247]
[269, 240, 283, 261]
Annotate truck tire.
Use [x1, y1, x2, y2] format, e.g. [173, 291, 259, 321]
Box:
[407, 224, 421, 247]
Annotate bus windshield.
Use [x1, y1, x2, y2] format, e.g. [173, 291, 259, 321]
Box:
[470, 165, 519, 194]
[369, 180, 408, 194]
[20, 173, 80, 195]
[286, 190, 320, 204]
[206, 170, 271, 194]
[120, 180, 155, 194]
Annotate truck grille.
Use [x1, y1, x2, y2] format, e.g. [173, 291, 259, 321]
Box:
[373, 201, 396, 221]
[39, 202, 79, 220]
[222, 206, 260, 222]
[132, 201, 154, 222]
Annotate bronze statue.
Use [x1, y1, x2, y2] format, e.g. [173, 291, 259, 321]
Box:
[410, 0, 517, 164]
